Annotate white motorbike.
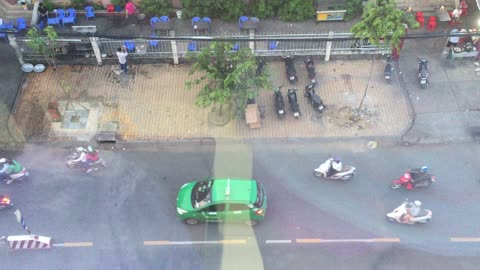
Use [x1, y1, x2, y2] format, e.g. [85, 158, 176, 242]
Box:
[66, 147, 106, 174]
[313, 158, 356, 180]
[386, 200, 432, 224]
[3, 168, 30, 185]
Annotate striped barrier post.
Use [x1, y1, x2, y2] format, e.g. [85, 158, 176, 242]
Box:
[3, 235, 52, 249]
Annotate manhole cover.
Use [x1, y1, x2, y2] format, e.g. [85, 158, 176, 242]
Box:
[61, 109, 90, 129]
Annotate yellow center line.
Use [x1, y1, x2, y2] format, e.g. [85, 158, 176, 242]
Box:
[450, 237, 480, 242]
[63, 242, 93, 247]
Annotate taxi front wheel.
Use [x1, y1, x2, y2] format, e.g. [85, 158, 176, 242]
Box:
[184, 218, 200, 225]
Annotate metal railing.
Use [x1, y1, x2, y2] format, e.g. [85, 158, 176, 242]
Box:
[10, 31, 391, 64]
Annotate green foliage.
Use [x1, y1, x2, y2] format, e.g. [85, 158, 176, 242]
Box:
[141, 0, 171, 16]
[344, 0, 363, 21]
[71, 0, 86, 9]
[42, 0, 57, 11]
[278, 0, 315, 21]
[350, 0, 419, 49]
[110, 0, 125, 7]
[93, 2, 105, 10]
[185, 42, 270, 118]
[249, 0, 274, 19]
[181, 0, 245, 21]
[26, 26, 59, 69]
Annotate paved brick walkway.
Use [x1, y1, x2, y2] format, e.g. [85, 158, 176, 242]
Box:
[14, 60, 412, 141]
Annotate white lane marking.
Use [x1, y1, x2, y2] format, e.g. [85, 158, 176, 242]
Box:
[296, 238, 400, 243]
[265, 240, 292, 244]
[144, 240, 247, 245]
[53, 242, 93, 247]
[450, 237, 480, 242]
[52, 243, 64, 247]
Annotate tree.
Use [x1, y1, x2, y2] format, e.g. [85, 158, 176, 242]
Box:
[26, 26, 59, 69]
[185, 42, 270, 125]
[140, 0, 171, 17]
[350, 0, 418, 49]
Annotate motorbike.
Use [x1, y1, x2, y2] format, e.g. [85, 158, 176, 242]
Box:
[386, 200, 432, 224]
[305, 58, 317, 83]
[0, 195, 13, 210]
[287, 89, 301, 118]
[384, 55, 393, 82]
[304, 83, 325, 112]
[391, 168, 435, 190]
[66, 147, 107, 174]
[3, 168, 30, 185]
[313, 158, 356, 180]
[273, 86, 285, 119]
[283, 56, 298, 84]
[417, 57, 429, 88]
[256, 58, 265, 77]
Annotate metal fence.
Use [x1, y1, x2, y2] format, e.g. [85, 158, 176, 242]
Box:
[11, 31, 391, 64]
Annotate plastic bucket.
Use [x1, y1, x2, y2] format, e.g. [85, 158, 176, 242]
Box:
[176, 10, 182, 19]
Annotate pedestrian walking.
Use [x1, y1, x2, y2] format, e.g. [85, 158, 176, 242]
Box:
[446, 28, 460, 47]
[116, 46, 128, 73]
[38, 3, 48, 27]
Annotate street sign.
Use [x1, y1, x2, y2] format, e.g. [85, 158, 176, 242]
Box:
[13, 209, 31, 234]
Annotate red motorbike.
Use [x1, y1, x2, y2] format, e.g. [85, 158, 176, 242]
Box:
[391, 169, 435, 190]
[0, 195, 13, 210]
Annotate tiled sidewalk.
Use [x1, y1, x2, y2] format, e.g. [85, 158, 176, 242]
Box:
[14, 60, 412, 141]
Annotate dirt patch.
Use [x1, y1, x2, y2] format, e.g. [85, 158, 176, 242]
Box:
[326, 105, 378, 129]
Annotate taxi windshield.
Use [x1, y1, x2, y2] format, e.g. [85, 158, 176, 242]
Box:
[191, 179, 214, 208]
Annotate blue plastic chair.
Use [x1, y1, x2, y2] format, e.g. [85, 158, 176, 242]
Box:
[62, 8, 76, 26]
[85, 6, 95, 20]
[187, 41, 197, 51]
[15, 18, 27, 32]
[124, 40, 136, 52]
[48, 9, 65, 27]
[232, 44, 240, 51]
[160, 16, 169, 22]
[150, 16, 160, 28]
[191, 17, 201, 24]
[149, 34, 159, 47]
[268, 41, 279, 50]
[202, 17, 211, 23]
[238, 16, 248, 31]
[250, 17, 260, 22]
[0, 25, 8, 41]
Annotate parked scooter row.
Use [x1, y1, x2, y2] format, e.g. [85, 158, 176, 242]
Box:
[313, 157, 434, 225]
[382, 55, 429, 89]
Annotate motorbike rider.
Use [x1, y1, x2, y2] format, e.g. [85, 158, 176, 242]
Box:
[327, 157, 343, 177]
[0, 158, 10, 180]
[1, 158, 25, 184]
[84, 146, 100, 173]
[403, 200, 422, 223]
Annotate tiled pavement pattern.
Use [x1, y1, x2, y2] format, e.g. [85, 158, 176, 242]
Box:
[14, 60, 412, 141]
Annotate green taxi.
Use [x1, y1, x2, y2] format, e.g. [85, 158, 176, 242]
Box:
[176, 178, 267, 225]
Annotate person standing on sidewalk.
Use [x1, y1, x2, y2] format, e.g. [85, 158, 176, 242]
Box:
[446, 28, 460, 47]
[116, 46, 128, 73]
[38, 3, 48, 27]
[125, 0, 136, 22]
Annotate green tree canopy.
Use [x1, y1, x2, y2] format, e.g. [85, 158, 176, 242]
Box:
[185, 42, 270, 121]
[26, 26, 59, 69]
[350, 0, 418, 49]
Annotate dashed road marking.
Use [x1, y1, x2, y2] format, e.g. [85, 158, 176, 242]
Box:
[265, 240, 292, 244]
[450, 237, 480, 242]
[296, 238, 400, 243]
[144, 240, 247, 246]
[53, 242, 93, 247]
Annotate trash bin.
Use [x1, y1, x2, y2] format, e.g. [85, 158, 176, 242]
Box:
[176, 10, 182, 19]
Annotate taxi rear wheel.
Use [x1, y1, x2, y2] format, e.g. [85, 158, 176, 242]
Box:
[184, 218, 200, 225]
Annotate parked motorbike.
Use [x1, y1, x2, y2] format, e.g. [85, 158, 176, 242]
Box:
[313, 158, 356, 180]
[287, 89, 301, 118]
[417, 57, 429, 88]
[256, 58, 265, 77]
[384, 55, 393, 82]
[0, 195, 13, 210]
[66, 147, 107, 174]
[305, 57, 317, 83]
[283, 56, 298, 84]
[391, 168, 435, 190]
[304, 83, 325, 112]
[386, 200, 432, 224]
[273, 86, 285, 119]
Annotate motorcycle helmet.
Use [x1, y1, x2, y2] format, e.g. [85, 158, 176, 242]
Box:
[87, 146, 95, 153]
[0, 158, 5, 164]
[420, 166, 428, 172]
[333, 157, 341, 163]
[414, 200, 422, 207]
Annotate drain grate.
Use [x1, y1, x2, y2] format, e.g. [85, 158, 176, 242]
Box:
[61, 109, 90, 129]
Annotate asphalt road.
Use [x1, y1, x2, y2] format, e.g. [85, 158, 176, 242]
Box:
[0, 141, 479, 269]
